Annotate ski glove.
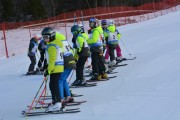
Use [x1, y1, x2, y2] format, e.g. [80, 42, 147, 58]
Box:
[74, 54, 79, 62]
[44, 69, 49, 77]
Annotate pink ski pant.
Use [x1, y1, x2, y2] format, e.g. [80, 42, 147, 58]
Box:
[104, 44, 122, 60]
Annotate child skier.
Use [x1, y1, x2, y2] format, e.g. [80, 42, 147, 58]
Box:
[103, 20, 120, 66]
[56, 31, 76, 105]
[27, 34, 42, 75]
[87, 17, 107, 80]
[104, 20, 125, 66]
[71, 25, 90, 86]
[41, 27, 64, 112]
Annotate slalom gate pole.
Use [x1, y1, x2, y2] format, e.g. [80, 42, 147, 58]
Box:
[120, 39, 132, 56]
[27, 77, 46, 113]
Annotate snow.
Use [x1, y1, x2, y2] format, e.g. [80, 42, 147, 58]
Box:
[0, 9, 180, 120]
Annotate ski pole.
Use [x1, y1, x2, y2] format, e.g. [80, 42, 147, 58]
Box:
[74, 13, 76, 25]
[41, 76, 49, 107]
[36, 52, 43, 65]
[27, 76, 46, 113]
[80, 11, 84, 26]
[120, 39, 132, 56]
[34, 76, 48, 108]
[35, 52, 41, 73]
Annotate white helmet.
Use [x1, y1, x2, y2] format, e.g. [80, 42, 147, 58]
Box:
[108, 19, 115, 26]
[78, 24, 85, 33]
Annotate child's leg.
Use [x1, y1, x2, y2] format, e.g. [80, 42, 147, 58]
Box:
[116, 44, 123, 60]
[104, 45, 110, 62]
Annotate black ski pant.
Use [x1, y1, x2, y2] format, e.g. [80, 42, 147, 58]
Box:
[28, 55, 36, 72]
[109, 46, 116, 61]
[49, 73, 61, 103]
[38, 51, 47, 69]
[76, 56, 88, 80]
[91, 52, 106, 75]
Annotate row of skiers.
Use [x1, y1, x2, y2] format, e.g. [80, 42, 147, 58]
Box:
[27, 17, 125, 112]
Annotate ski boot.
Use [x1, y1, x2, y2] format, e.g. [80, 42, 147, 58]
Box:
[60, 100, 66, 112]
[89, 73, 101, 80]
[71, 79, 87, 86]
[101, 72, 108, 79]
[45, 102, 61, 112]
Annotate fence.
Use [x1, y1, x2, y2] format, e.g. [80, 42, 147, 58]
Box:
[0, 0, 180, 58]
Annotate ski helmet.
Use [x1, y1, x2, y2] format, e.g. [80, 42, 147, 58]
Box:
[108, 19, 115, 26]
[41, 27, 56, 41]
[101, 19, 108, 25]
[71, 25, 81, 35]
[89, 17, 98, 28]
[78, 24, 85, 33]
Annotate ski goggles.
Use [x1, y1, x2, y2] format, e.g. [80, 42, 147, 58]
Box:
[89, 22, 96, 28]
[42, 35, 50, 40]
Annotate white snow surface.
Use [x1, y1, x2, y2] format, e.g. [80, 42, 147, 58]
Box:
[0, 10, 180, 120]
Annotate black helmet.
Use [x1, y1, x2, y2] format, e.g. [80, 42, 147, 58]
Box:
[71, 25, 81, 35]
[41, 27, 56, 41]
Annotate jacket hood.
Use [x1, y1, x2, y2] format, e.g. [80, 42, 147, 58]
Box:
[94, 26, 103, 34]
[47, 37, 63, 48]
[107, 25, 116, 32]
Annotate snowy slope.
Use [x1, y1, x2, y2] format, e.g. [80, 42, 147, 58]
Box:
[0, 10, 180, 120]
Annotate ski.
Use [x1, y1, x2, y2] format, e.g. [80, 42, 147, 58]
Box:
[84, 70, 117, 77]
[70, 83, 97, 88]
[116, 57, 136, 64]
[87, 75, 117, 82]
[22, 108, 80, 116]
[84, 74, 92, 77]
[86, 79, 108, 82]
[105, 76, 117, 79]
[22, 72, 43, 76]
[40, 94, 84, 99]
[115, 63, 128, 67]
[27, 100, 86, 110]
[126, 57, 136, 60]
[109, 64, 128, 70]
[106, 70, 118, 74]
[37, 100, 85, 106]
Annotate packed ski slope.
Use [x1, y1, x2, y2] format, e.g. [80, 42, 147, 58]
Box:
[0, 10, 180, 120]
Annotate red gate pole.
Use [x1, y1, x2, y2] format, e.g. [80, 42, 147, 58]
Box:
[2, 23, 9, 58]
